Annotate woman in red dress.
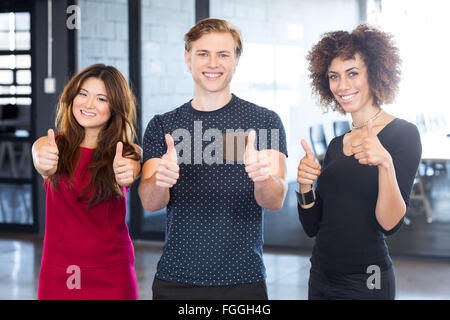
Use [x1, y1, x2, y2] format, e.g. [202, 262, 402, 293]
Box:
[32, 64, 141, 300]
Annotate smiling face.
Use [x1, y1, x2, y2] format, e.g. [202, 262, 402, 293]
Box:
[184, 32, 239, 97]
[72, 77, 111, 135]
[328, 52, 374, 114]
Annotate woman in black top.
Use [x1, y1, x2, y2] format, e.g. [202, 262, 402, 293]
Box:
[297, 24, 422, 300]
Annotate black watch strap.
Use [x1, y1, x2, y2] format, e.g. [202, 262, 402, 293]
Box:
[296, 189, 316, 206]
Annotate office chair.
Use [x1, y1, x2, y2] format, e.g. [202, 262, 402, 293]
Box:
[409, 170, 433, 224]
[333, 120, 351, 137]
[309, 124, 328, 165]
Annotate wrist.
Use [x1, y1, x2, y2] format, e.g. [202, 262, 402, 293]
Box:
[296, 188, 316, 206]
[41, 167, 57, 177]
[299, 184, 312, 193]
[378, 154, 393, 169]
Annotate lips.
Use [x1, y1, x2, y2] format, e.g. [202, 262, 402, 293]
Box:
[339, 92, 358, 103]
[80, 109, 96, 118]
[203, 72, 222, 80]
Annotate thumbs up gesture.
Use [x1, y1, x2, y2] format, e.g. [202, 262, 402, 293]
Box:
[33, 129, 59, 176]
[351, 119, 392, 168]
[155, 134, 179, 188]
[244, 130, 271, 182]
[113, 142, 137, 187]
[297, 139, 321, 192]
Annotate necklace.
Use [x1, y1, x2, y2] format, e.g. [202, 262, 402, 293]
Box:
[351, 108, 383, 130]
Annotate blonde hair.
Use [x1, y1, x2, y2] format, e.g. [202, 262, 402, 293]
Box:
[184, 18, 243, 58]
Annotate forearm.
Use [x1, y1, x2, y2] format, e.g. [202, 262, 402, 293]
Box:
[138, 175, 170, 212]
[132, 145, 143, 180]
[376, 160, 406, 231]
[298, 184, 315, 209]
[132, 161, 141, 181]
[254, 175, 287, 211]
[297, 186, 322, 237]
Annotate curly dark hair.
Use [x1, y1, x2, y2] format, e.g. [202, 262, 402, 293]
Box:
[306, 24, 401, 114]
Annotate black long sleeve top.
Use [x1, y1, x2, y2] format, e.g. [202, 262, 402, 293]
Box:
[298, 118, 422, 275]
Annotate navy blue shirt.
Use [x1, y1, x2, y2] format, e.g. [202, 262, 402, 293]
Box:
[142, 94, 288, 286]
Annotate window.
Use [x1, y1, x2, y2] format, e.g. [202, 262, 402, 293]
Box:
[139, 0, 195, 238]
[0, 9, 33, 228]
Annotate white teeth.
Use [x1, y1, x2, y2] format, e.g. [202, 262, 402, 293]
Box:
[81, 110, 95, 116]
[341, 94, 355, 100]
[205, 73, 220, 78]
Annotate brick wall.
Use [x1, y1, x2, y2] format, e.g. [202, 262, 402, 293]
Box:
[77, 0, 129, 80]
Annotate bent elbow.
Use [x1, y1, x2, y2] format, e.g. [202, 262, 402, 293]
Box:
[303, 227, 318, 238]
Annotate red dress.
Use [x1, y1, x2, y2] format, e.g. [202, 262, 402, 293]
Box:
[38, 147, 138, 300]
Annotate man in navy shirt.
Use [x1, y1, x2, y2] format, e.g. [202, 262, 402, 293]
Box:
[138, 18, 288, 300]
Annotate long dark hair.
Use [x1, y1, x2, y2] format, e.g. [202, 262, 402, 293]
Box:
[49, 64, 140, 207]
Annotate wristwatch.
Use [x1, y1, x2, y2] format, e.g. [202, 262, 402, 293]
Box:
[296, 188, 316, 206]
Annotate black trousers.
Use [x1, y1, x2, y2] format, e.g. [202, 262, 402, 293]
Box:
[152, 277, 269, 300]
[308, 266, 396, 300]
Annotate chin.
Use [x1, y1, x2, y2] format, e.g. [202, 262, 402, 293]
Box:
[340, 104, 360, 114]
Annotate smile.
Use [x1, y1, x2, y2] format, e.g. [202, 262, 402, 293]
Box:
[203, 72, 222, 80]
[339, 92, 358, 102]
[81, 109, 96, 117]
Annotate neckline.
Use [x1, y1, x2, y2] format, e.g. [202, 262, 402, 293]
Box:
[187, 94, 236, 116]
[79, 146, 95, 151]
[350, 117, 398, 137]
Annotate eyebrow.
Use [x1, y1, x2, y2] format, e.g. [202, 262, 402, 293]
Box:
[328, 67, 360, 74]
[80, 88, 107, 97]
[196, 49, 232, 54]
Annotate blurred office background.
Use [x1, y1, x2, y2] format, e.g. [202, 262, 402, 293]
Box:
[0, 0, 449, 299]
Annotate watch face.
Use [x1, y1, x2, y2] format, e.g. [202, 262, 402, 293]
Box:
[222, 131, 248, 162]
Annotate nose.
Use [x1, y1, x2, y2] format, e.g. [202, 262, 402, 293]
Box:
[85, 95, 95, 109]
[337, 76, 351, 92]
[208, 54, 218, 68]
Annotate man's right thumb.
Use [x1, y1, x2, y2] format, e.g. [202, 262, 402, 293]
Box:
[165, 134, 174, 151]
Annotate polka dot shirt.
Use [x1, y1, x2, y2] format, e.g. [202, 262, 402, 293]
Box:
[142, 94, 288, 286]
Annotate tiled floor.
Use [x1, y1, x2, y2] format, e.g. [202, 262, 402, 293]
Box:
[0, 234, 449, 300]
